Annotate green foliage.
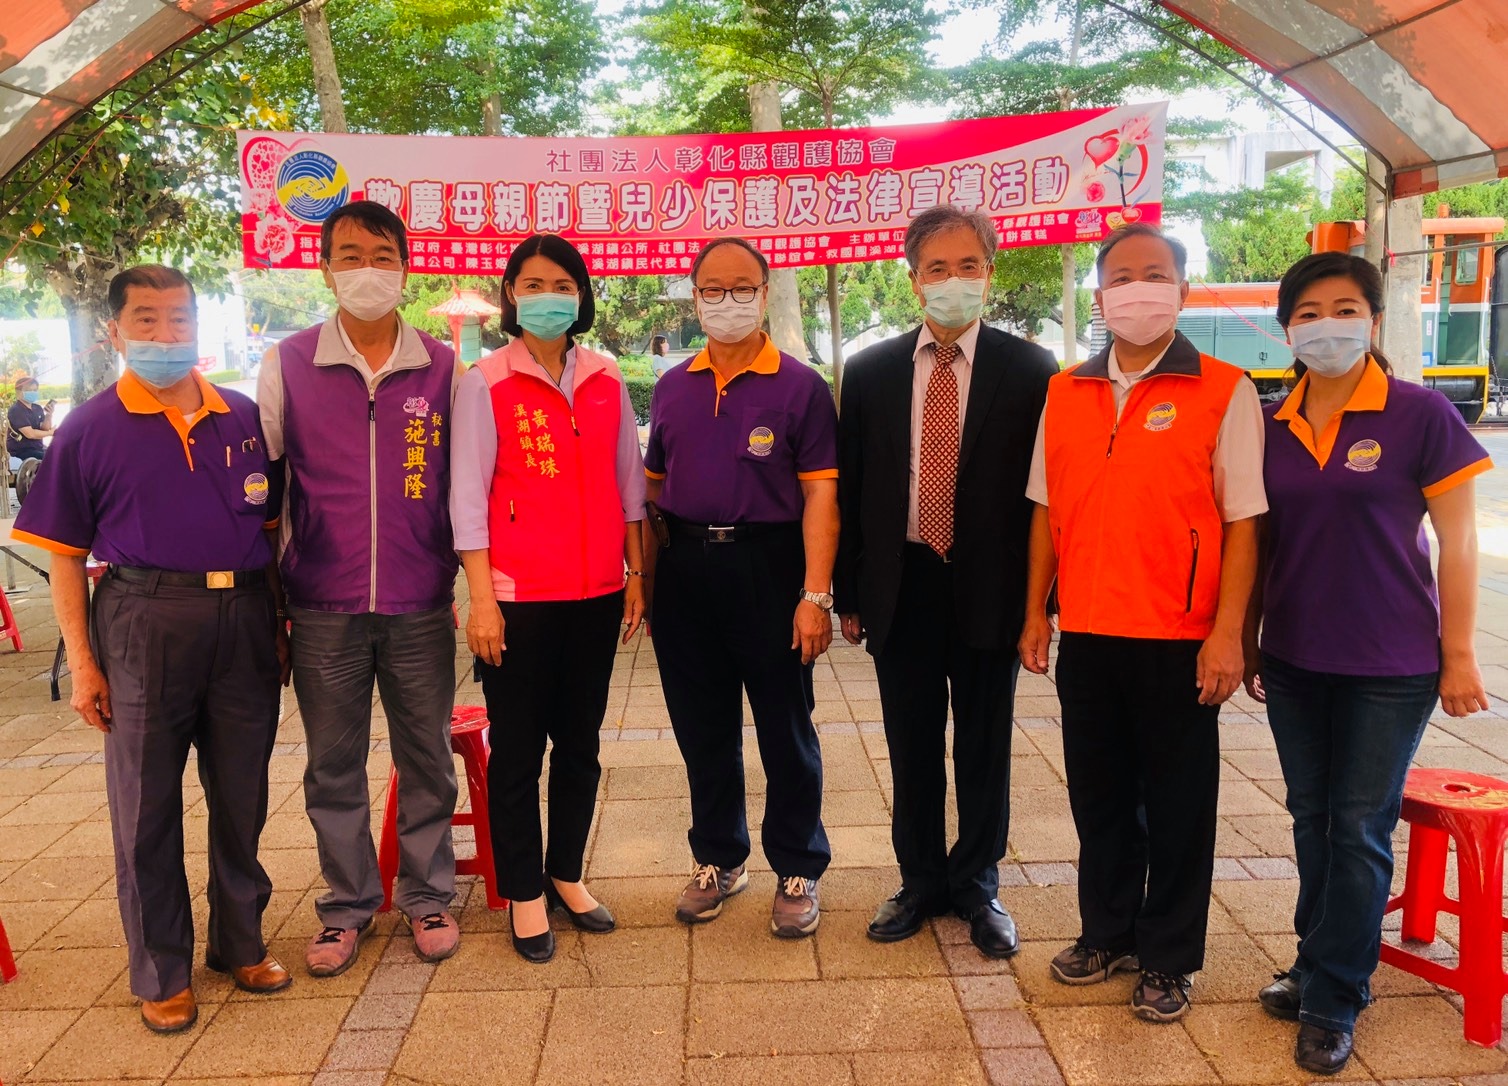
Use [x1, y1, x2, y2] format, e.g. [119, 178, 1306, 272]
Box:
[589, 277, 691, 358]
[1325, 171, 1508, 238]
[618, 0, 941, 132]
[242, 0, 608, 137]
[0, 333, 45, 378]
[796, 259, 917, 355]
[0, 54, 257, 399]
[203, 369, 243, 385]
[239, 269, 334, 332]
[625, 374, 656, 424]
[616, 353, 655, 379]
[988, 243, 1096, 335]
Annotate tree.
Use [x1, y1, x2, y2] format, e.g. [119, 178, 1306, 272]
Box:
[0, 59, 256, 400]
[1175, 168, 1319, 282]
[952, 0, 1254, 352]
[298, 0, 348, 132]
[626, 0, 941, 393]
[590, 276, 693, 357]
[244, 0, 608, 138]
[795, 260, 915, 357]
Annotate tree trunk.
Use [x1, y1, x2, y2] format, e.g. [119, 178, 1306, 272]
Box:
[1057, 5, 1084, 369]
[481, 57, 503, 136]
[748, 81, 805, 360]
[48, 265, 114, 402]
[300, 0, 348, 133]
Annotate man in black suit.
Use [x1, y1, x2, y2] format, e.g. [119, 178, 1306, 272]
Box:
[834, 205, 1056, 959]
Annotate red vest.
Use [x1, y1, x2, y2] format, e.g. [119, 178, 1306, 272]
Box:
[1044, 335, 1246, 640]
[476, 339, 627, 602]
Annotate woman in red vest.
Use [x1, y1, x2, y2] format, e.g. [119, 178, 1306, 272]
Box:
[450, 234, 648, 963]
[1245, 252, 1491, 1073]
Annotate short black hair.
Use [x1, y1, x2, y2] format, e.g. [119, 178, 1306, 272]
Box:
[690, 237, 769, 284]
[650, 334, 669, 354]
[1095, 223, 1187, 281]
[1276, 251, 1391, 377]
[499, 233, 596, 338]
[107, 264, 197, 319]
[320, 200, 410, 263]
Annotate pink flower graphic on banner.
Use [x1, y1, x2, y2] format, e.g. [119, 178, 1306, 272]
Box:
[1084, 180, 1107, 204]
[254, 212, 296, 261]
[1119, 115, 1153, 147]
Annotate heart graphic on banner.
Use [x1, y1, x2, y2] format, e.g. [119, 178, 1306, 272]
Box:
[1122, 206, 1143, 222]
[1084, 131, 1121, 168]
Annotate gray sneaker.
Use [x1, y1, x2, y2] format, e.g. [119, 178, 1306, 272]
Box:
[1049, 940, 1139, 985]
[1132, 970, 1192, 1022]
[771, 875, 821, 938]
[675, 862, 749, 924]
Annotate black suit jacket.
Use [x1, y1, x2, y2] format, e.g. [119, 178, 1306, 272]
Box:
[834, 323, 1056, 657]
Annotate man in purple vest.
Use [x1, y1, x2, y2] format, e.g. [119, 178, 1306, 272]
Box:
[258, 200, 464, 976]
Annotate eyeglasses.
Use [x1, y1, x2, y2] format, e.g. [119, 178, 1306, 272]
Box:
[693, 283, 766, 304]
[328, 254, 404, 270]
[918, 265, 987, 284]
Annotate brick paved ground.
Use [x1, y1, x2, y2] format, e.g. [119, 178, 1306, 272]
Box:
[3, 433, 1508, 1084]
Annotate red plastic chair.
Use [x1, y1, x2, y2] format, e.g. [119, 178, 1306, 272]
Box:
[0, 585, 21, 652]
[0, 908, 17, 982]
[377, 705, 508, 911]
[1381, 767, 1508, 1046]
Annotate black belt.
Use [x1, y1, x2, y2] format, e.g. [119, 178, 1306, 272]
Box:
[109, 565, 267, 590]
[668, 519, 798, 543]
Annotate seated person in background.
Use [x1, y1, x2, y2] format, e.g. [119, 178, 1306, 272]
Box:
[7, 376, 54, 463]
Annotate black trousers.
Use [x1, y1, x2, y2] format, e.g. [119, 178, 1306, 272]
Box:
[1056, 632, 1221, 975]
[480, 590, 622, 902]
[873, 544, 1020, 909]
[91, 573, 280, 1002]
[653, 525, 830, 879]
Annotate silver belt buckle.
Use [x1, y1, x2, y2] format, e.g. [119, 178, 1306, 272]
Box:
[205, 571, 235, 590]
[709, 526, 735, 542]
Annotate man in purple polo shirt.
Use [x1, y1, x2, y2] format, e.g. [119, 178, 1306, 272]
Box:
[12, 264, 290, 1033]
[258, 200, 464, 975]
[644, 236, 839, 938]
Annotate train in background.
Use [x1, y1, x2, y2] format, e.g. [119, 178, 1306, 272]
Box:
[1091, 215, 1506, 422]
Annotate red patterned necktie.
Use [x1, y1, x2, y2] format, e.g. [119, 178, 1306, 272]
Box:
[918, 342, 959, 558]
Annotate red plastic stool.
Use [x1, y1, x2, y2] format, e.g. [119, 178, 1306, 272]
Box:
[0, 585, 22, 652]
[377, 705, 508, 911]
[1381, 767, 1508, 1046]
[0, 908, 17, 982]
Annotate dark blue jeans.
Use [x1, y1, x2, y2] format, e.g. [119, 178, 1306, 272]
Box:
[1262, 653, 1438, 1032]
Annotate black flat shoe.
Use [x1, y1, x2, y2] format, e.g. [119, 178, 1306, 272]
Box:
[508, 902, 555, 964]
[1258, 972, 1301, 1020]
[867, 887, 949, 942]
[1295, 1022, 1353, 1075]
[958, 898, 1019, 959]
[545, 880, 616, 934]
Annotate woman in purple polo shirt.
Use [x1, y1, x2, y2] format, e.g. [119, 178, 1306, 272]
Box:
[1243, 252, 1492, 1074]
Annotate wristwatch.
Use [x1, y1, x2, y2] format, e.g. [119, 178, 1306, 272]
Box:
[800, 589, 835, 611]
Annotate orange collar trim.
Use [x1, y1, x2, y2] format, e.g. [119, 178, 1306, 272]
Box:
[687, 333, 781, 377]
[117, 369, 230, 416]
[1275, 355, 1388, 423]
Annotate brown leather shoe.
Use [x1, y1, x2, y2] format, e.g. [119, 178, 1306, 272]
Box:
[140, 987, 197, 1033]
[208, 953, 293, 994]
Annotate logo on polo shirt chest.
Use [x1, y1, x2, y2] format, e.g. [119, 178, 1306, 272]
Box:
[748, 426, 775, 456]
[243, 472, 270, 505]
[1144, 402, 1176, 431]
[1345, 439, 1381, 472]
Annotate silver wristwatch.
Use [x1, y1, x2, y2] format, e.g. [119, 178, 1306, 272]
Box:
[800, 589, 835, 611]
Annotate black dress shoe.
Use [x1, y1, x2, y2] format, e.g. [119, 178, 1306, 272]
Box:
[959, 899, 1019, 959]
[1258, 972, 1301, 1020]
[508, 903, 556, 964]
[1295, 1022, 1353, 1075]
[868, 887, 949, 943]
[545, 880, 616, 934]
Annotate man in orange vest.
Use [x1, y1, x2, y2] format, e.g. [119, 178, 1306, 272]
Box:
[1019, 223, 1266, 1023]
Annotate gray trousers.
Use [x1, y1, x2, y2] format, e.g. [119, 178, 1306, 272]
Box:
[92, 574, 281, 1002]
[290, 605, 457, 926]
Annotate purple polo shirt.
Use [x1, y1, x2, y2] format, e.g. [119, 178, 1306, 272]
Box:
[645, 334, 837, 524]
[11, 372, 279, 572]
[1260, 359, 1491, 676]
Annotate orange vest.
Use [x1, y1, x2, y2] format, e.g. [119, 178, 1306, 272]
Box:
[1043, 335, 1246, 640]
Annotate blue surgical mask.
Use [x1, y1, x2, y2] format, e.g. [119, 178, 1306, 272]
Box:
[515, 292, 580, 341]
[921, 277, 988, 329]
[123, 339, 199, 389]
[1289, 317, 1372, 378]
[21, 390, 41, 404]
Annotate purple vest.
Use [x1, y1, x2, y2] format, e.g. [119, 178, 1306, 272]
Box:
[278, 322, 458, 614]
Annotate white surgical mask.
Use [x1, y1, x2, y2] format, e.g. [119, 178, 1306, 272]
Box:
[1100, 281, 1182, 346]
[1290, 317, 1372, 377]
[921, 277, 987, 329]
[331, 267, 405, 322]
[697, 296, 763, 344]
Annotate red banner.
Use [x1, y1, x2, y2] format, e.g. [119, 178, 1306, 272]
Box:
[239, 103, 1166, 276]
